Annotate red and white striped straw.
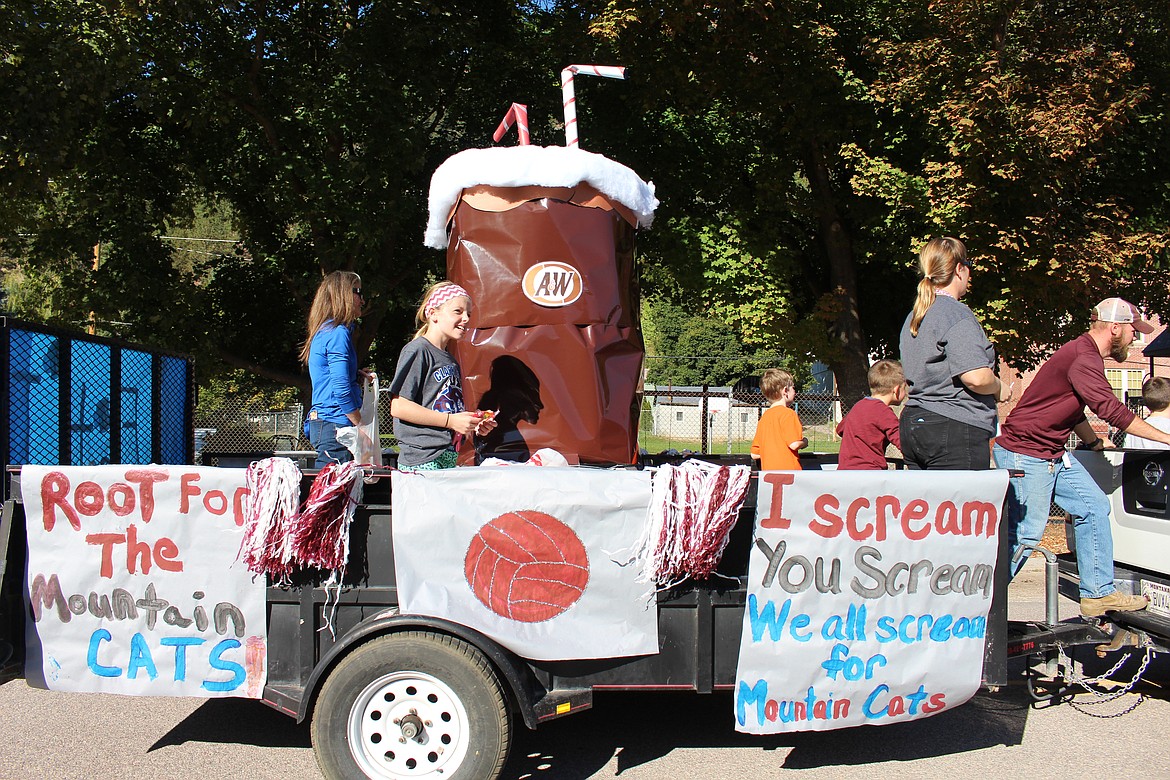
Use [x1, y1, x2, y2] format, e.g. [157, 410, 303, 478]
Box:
[561, 64, 627, 148]
[492, 102, 530, 146]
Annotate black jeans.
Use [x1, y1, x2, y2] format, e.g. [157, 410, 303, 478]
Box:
[899, 406, 992, 470]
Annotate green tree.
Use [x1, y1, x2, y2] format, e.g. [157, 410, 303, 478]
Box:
[642, 297, 804, 387]
[5, 0, 1169, 406]
[1, 1, 558, 388]
[862, 0, 1170, 365]
[583, 0, 1170, 399]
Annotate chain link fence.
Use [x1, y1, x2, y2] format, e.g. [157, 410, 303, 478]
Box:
[194, 360, 849, 462]
[640, 385, 844, 456]
[195, 390, 399, 465]
[193, 365, 1145, 465]
[3, 319, 192, 493]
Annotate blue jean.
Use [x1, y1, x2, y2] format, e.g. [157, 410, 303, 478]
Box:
[308, 418, 353, 469]
[992, 443, 1115, 598]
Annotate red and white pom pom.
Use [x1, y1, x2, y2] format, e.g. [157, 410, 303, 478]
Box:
[291, 461, 365, 637]
[291, 461, 364, 573]
[238, 457, 303, 580]
[631, 459, 751, 587]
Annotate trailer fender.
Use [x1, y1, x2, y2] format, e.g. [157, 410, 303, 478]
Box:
[297, 611, 544, 729]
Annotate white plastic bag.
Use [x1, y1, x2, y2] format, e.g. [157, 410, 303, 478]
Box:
[480, 448, 569, 468]
[335, 375, 383, 466]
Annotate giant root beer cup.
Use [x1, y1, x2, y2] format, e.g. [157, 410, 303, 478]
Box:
[425, 146, 658, 465]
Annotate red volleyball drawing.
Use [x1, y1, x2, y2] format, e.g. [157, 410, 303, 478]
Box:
[464, 510, 590, 622]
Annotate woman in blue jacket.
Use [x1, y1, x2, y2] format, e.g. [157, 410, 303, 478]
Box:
[299, 271, 367, 467]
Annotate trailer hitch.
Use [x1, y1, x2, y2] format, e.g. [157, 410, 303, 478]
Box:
[1011, 543, 1061, 627]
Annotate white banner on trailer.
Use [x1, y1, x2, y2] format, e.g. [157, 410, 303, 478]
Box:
[391, 467, 658, 661]
[21, 465, 267, 698]
[735, 470, 1007, 733]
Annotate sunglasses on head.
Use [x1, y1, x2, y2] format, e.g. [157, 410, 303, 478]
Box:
[352, 288, 363, 297]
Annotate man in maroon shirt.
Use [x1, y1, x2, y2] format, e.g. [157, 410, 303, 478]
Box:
[994, 298, 1170, 617]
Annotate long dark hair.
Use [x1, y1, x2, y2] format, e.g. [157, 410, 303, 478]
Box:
[298, 271, 363, 364]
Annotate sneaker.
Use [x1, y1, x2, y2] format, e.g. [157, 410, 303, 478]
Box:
[1080, 591, 1149, 618]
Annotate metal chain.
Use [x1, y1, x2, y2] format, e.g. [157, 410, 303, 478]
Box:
[1055, 642, 1155, 718]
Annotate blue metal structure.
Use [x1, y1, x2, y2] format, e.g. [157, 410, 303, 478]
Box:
[0, 317, 193, 497]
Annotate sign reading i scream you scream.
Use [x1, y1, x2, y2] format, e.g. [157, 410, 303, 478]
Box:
[735, 470, 1007, 733]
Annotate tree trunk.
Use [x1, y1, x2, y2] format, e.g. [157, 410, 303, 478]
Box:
[804, 140, 870, 408]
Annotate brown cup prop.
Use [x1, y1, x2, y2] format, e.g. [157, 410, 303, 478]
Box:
[445, 185, 643, 465]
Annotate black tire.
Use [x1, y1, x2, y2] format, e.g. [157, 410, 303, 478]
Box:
[311, 631, 512, 780]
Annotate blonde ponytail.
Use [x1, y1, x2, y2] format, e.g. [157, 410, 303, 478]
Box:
[908, 236, 968, 337]
[908, 278, 936, 338]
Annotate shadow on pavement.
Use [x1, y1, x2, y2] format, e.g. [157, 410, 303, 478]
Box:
[150, 698, 311, 752]
[147, 643, 1167, 775]
[503, 683, 1034, 779]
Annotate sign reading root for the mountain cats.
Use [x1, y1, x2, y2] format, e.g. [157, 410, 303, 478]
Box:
[735, 470, 1007, 733]
[21, 465, 267, 698]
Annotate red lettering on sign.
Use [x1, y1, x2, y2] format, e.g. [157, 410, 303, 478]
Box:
[759, 473, 796, 529]
[86, 524, 184, 577]
[86, 532, 125, 579]
[124, 469, 168, 523]
[810, 494, 842, 538]
[41, 471, 81, 532]
[179, 473, 201, 513]
[901, 499, 930, 540]
[232, 486, 250, 527]
[106, 483, 136, 517]
[74, 481, 105, 517]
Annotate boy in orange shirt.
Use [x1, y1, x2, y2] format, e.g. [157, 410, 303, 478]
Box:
[751, 368, 808, 470]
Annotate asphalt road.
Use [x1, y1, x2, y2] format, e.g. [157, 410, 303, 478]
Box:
[3, 558, 1169, 780]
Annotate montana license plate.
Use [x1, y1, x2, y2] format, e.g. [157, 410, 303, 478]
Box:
[1140, 579, 1170, 619]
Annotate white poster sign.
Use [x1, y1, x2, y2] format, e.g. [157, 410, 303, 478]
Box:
[391, 467, 657, 661]
[735, 470, 1007, 733]
[22, 465, 267, 698]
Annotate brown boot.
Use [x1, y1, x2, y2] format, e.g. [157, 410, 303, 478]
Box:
[1081, 591, 1149, 618]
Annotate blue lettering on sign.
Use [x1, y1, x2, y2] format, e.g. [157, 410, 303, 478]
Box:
[820, 643, 887, 681]
[747, 595, 813, 643]
[87, 629, 121, 678]
[863, 683, 944, 720]
[201, 638, 246, 693]
[929, 615, 953, 641]
[736, 680, 854, 725]
[127, 632, 158, 680]
[875, 612, 986, 643]
[160, 636, 206, 682]
[86, 630, 240, 687]
[863, 684, 891, 718]
[737, 678, 769, 726]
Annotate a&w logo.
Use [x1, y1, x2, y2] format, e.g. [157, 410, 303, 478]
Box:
[522, 261, 583, 307]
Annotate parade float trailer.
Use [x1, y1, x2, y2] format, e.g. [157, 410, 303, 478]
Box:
[2, 455, 1168, 780]
[2, 74, 1169, 780]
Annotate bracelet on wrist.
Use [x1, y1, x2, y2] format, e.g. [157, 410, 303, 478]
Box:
[444, 412, 450, 429]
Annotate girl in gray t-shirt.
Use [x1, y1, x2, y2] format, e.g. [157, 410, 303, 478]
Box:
[389, 282, 497, 469]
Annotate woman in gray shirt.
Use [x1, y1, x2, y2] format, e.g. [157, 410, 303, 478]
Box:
[898, 237, 1012, 469]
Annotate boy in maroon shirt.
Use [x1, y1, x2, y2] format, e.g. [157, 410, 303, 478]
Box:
[836, 360, 905, 470]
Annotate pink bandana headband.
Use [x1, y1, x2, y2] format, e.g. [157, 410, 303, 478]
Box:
[425, 283, 472, 316]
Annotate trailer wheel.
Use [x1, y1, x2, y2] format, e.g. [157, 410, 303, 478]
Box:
[311, 631, 511, 780]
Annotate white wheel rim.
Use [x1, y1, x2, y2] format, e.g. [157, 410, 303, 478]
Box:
[347, 670, 471, 778]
